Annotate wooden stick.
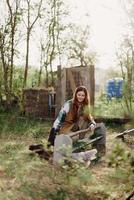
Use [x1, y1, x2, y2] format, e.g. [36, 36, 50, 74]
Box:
[68, 127, 91, 138]
[73, 136, 103, 152]
[126, 189, 134, 200]
[116, 128, 134, 139]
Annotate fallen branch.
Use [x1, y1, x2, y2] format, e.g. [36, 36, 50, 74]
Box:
[116, 128, 134, 140]
[126, 189, 134, 200]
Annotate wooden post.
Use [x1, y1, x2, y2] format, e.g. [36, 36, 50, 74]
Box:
[55, 65, 62, 116]
[89, 65, 95, 107]
[67, 69, 76, 92]
[55, 66, 67, 116]
[61, 68, 66, 106]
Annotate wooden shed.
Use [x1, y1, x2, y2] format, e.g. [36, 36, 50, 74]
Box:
[56, 65, 95, 115]
[23, 65, 95, 119]
[23, 88, 55, 118]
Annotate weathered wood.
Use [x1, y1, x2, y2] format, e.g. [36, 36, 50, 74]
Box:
[68, 127, 91, 138]
[67, 127, 103, 152]
[23, 88, 53, 118]
[89, 65, 95, 106]
[126, 189, 134, 200]
[61, 68, 67, 106]
[53, 134, 73, 165]
[67, 69, 76, 92]
[55, 65, 62, 115]
[55, 65, 95, 112]
[53, 134, 99, 165]
[116, 128, 134, 139]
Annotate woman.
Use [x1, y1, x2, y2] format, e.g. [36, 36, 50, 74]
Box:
[29, 86, 106, 164]
[48, 86, 97, 147]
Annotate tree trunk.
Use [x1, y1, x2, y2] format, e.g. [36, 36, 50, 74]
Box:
[89, 65, 95, 107]
[38, 66, 43, 86]
[23, 29, 30, 88]
[45, 64, 49, 87]
[0, 39, 11, 108]
[10, 28, 15, 92]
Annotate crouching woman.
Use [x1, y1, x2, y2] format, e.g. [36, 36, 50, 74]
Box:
[48, 86, 106, 156]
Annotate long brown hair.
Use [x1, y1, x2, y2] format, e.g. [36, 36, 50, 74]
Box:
[72, 86, 90, 117]
[73, 86, 90, 106]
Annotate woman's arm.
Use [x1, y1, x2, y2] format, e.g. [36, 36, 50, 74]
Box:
[48, 101, 71, 147]
[53, 101, 70, 131]
[89, 114, 96, 125]
[89, 114, 96, 131]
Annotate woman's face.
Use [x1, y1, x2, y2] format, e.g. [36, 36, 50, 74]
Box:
[76, 91, 85, 103]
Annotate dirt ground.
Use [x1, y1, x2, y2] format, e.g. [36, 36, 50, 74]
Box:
[0, 123, 134, 200]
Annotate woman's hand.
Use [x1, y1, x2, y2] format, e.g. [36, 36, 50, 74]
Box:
[89, 124, 96, 131]
[88, 121, 96, 131]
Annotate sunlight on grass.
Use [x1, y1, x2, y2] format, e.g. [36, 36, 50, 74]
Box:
[95, 96, 134, 118]
[0, 112, 134, 199]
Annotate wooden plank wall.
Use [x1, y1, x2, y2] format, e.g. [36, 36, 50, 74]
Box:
[55, 65, 95, 115]
[23, 65, 95, 118]
[23, 88, 54, 118]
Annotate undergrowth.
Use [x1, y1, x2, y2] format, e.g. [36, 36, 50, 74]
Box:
[0, 112, 134, 199]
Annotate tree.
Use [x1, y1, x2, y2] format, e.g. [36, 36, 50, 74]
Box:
[117, 0, 134, 116]
[0, 23, 10, 106]
[38, 0, 68, 87]
[22, 0, 43, 88]
[116, 38, 134, 115]
[6, 0, 21, 92]
[0, 0, 22, 108]
[65, 25, 96, 67]
[121, 0, 134, 29]
[37, 41, 44, 86]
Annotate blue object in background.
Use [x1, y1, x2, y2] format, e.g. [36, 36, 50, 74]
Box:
[106, 78, 123, 100]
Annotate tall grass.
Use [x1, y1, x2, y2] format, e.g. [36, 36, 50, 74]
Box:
[94, 95, 134, 118]
[0, 112, 52, 139]
[0, 111, 134, 199]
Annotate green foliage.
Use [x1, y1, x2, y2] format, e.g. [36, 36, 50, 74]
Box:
[27, 68, 39, 88]
[62, 160, 92, 186]
[0, 139, 90, 200]
[116, 35, 134, 116]
[107, 143, 130, 167]
[0, 113, 51, 139]
[66, 24, 96, 66]
[0, 113, 92, 199]
[43, 187, 69, 200]
[13, 68, 23, 92]
[95, 94, 134, 118]
[0, 113, 134, 199]
[0, 64, 5, 99]
[107, 142, 134, 190]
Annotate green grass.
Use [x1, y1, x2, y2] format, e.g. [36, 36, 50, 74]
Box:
[0, 112, 134, 199]
[94, 96, 134, 118]
[0, 112, 52, 139]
